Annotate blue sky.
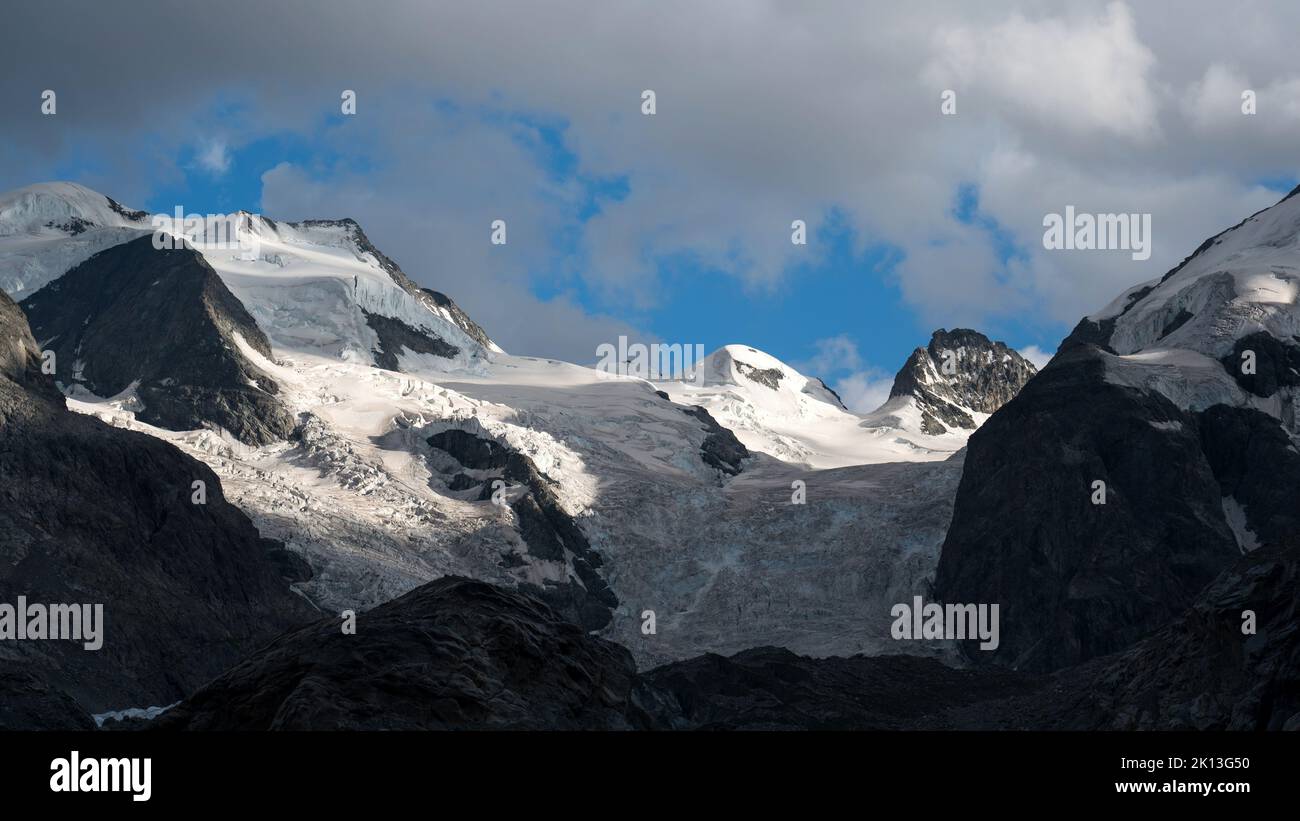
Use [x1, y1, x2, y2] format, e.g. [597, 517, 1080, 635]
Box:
[54, 111, 1070, 394]
[23, 101, 1297, 408]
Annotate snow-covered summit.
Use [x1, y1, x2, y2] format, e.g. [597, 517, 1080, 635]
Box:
[694, 344, 846, 407]
[0, 182, 500, 373]
[1068, 184, 1300, 432]
[0, 182, 153, 299]
[1085, 185, 1300, 360]
[0, 182, 149, 235]
[188, 211, 499, 371]
[658, 343, 983, 469]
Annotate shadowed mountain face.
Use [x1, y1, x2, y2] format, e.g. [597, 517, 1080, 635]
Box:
[934, 345, 1240, 672]
[420, 288, 496, 352]
[1197, 404, 1300, 547]
[636, 648, 1042, 730]
[0, 288, 314, 721]
[150, 534, 1300, 731]
[1040, 537, 1300, 731]
[934, 188, 1300, 675]
[154, 577, 649, 731]
[19, 235, 293, 445]
[640, 541, 1300, 730]
[0, 668, 96, 731]
[0, 285, 62, 402]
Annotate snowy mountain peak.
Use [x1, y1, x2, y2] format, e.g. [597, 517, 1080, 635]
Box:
[1077, 185, 1300, 364]
[658, 340, 1000, 468]
[1063, 185, 1300, 434]
[695, 344, 844, 407]
[0, 182, 150, 238]
[868, 328, 1037, 436]
[0, 182, 502, 374]
[0, 183, 154, 299]
[148, 205, 503, 359]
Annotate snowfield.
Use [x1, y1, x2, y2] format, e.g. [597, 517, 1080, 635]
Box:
[3, 182, 967, 666]
[66, 344, 964, 665]
[656, 344, 979, 470]
[0, 183, 152, 299]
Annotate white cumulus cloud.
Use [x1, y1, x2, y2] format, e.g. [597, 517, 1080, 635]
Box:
[196, 139, 231, 175]
[1018, 344, 1055, 370]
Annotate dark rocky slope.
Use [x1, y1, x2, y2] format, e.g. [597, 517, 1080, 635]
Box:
[154, 577, 649, 730]
[150, 533, 1299, 730]
[363, 309, 459, 371]
[1220, 331, 1300, 398]
[680, 404, 749, 476]
[1035, 536, 1300, 730]
[427, 429, 619, 631]
[641, 536, 1298, 730]
[1197, 404, 1300, 547]
[19, 234, 293, 445]
[0, 665, 97, 730]
[636, 647, 1041, 730]
[935, 344, 1240, 672]
[421, 288, 496, 352]
[0, 288, 314, 719]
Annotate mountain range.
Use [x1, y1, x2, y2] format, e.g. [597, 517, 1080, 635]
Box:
[0, 180, 1294, 731]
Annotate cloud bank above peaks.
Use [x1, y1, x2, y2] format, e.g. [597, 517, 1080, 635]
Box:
[3, 0, 1300, 360]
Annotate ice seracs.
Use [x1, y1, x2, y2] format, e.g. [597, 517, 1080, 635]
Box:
[190, 213, 498, 374]
[0, 181, 1042, 670]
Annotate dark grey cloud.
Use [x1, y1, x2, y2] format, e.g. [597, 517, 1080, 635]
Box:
[3, 1, 1300, 357]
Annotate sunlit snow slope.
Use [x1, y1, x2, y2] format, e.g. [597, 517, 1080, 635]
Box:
[1074, 184, 1300, 430]
[658, 340, 1032, 469]
[655, 344, 961, 468]
[0, 182, 1025, 665]
[0, 182, 152, 299]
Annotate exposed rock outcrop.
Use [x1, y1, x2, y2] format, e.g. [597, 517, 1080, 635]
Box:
[935, 344, 1239, 672]
[0, 288, 314, 718]
[427, 429, 618, 631]
[888, 328, 1037, 435]
[19, 235, 293, 445]
[363, 309, 459, 371]
[680, 405, 749, 476]
[154, 577, 649, 730]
